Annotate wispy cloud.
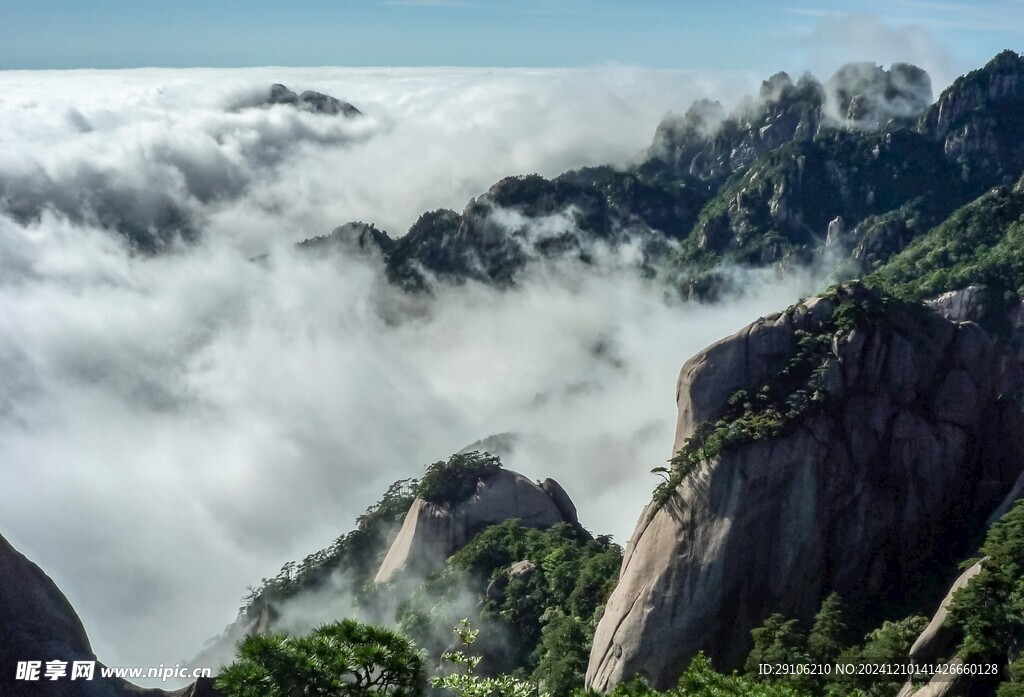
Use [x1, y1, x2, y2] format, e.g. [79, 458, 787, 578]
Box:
[0, 65, 761, 687]
[777, 10, 957, 91]
[786, 1, 1024, 33]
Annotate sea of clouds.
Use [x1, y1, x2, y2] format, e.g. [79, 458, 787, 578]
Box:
[0, 66, 838, 685]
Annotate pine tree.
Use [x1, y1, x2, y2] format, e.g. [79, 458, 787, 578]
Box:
[807, 592, 846, 664]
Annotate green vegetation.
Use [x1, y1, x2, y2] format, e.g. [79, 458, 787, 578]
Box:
[601, 654, 812, 697]
[872, 178, 1024, 328]
[738, 497, 1024, 697]
[215, 619, 425, 697]
[417, 451, 503, 507]
[238, 478, 418, 618]
[241, 450, 506, 617]
[672, 128, 960, 270]
[740, 594, 927, 697]
[396, 520, 621, 697]
[432, 620, 548, 697]
[532, 610, 591, 697]
[947, 500, 1024, 675]
[213, 598, 933, 697]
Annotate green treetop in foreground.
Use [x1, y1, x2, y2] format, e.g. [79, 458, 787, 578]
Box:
[215, 619, 425, 697]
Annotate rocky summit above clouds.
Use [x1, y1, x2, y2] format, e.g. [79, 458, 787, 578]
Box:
[300, 173, 677, 291]
[648, 61, 933, 181]
[294, 52, 1024, 296]
[257, 83, 362, 117]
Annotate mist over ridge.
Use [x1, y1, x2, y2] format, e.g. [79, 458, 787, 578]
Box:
[6, 41, 1014, 688]
[0, 65, 831, 678]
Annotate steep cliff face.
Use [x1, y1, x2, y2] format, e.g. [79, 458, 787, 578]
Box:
[686, 129, 957, 265]
[0, 532, 200, 697]
[586, 286, 1024, 691]
[920, 50, 1024, 188]
[375, 469, 575, 583]
[673, 51, 1024, 271]
[0, 532, 104, 697]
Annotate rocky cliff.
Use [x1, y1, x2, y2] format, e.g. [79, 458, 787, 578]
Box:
[289, 53, 1024, 290]
[920, 50, 1024, 189]
[586, 284, 1024, 690]
[374, 468, 577, 583]
[0, 532, 209, 697]
[648, 62, 932, 184]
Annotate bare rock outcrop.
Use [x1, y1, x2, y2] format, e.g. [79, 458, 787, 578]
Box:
[925, 285, 986, 323]
[374, 469, 575, 583]
[921, 50, 1024, 186]
[908, 561, 984, 664]
[586, 287, 1024, 691]
[0, 532, 206, 697]
[0, 532, 105, 697]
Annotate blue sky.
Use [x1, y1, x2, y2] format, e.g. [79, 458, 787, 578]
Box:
[0, 0, 1021, 80]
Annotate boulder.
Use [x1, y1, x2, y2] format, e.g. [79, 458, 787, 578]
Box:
[485, 560, 539, 604]
[925, 285, 986, 323]
[586, 290, 1024, 690]
[374, 469, 575, 583]
[508, 560, 538, 578]
[541, 478, 579, 525]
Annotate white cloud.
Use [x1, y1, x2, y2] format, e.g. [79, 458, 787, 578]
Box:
[0, 66, 757, 253]
[0, 66, 825, 688]
[780, 11, 957, 92]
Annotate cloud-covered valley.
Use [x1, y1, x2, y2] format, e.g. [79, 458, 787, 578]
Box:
[0, 66, 831, 682]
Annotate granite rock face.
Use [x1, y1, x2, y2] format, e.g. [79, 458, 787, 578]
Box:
[0, 532, 206, 697]
[924, 285, 986, 323]
[908, 561, 984, 664]
[586, 291, 1024, 691]
[921, 50, 1024, 187]
[374, 469, 576, 583]
[0, 532, 106, 697]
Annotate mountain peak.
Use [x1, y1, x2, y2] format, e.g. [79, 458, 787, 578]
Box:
[262, 83, 362, 117]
